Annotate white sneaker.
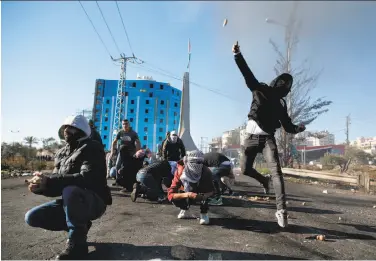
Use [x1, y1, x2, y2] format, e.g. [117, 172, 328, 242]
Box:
[199, 213, 210, 225]
[275, 209, 288, 228]
[177, 209, 194, 219]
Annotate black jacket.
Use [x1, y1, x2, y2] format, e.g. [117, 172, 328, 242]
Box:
[142, 160, 172, 179]
[90, 128, 103, 145]
[162, 138, 186, 161]
[234, 52, 301, 135]
[203, 152, 230, 167]
[43, 139, 112, 205]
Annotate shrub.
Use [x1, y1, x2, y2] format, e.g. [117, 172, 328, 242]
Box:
[256, 167, 271, 175]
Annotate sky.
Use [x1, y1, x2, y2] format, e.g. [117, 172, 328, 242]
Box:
[2, 1, 376, 148]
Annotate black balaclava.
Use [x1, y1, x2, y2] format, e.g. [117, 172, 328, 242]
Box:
[63, 126, 86, 145]
[269, 73, 293, 98]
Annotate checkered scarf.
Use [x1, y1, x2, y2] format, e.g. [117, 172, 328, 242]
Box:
[180, 150, 204, 192]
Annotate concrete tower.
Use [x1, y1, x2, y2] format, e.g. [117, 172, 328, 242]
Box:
[178, 72, 198, 151]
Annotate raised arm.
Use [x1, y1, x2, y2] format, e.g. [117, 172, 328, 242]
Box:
[232, 41, 260, 91]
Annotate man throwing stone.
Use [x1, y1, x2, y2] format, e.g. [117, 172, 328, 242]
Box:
[233, 41, 305, 228]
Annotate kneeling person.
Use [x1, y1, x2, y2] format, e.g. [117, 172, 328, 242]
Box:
[24, 115, 112, 260]
[131, 160, 173, 203]
[167, 150, 214, 225]
[204, 152, 237, 206]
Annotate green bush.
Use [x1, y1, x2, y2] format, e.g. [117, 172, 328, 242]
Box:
[256, 167, 271, 175]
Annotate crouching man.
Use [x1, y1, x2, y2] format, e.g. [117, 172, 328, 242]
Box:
[24, 115, 112, 260]
[167, 150, 214, 225]
[131, 160, 174, 203]
[203, 152, 237, 206]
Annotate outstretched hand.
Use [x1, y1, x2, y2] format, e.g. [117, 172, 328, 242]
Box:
[232, 41, 240, 53]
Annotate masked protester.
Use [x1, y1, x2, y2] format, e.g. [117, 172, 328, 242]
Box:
[167, 150, 214, 225]
[131, 160, 175, 203]
[88, 119, 103, 145]
[203, 152, 237, 206]
[24, 115, 112, 260]
[162, 130, 186, 161]
[233, 42, 306, 228]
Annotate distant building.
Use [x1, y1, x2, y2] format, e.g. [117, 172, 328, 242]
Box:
[296, 144, 346, 163]
[295, 131, 335, 147]
[92, 76, 182, 151]
[351, 136, 376, 151]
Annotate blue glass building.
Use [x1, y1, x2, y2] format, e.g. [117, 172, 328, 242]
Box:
[92, 77, 182, 152]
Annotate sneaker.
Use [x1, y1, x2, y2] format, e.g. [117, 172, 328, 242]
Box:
[275, 209, 288, 228]
[157, 195, 166, 203]
[199, 213, 210, 225]
[208, 197, 223, 206]
[177, 209, 195, 219]
[131, 183, 140, 202]
[263, 175, 271, 194]
[55, 239, 88, 260]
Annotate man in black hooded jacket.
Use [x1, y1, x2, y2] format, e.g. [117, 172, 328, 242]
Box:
[233, 42, 305, 228]
[24, 115, 112, 260]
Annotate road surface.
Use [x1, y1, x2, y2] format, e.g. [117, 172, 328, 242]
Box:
[2, 173, 376, 260]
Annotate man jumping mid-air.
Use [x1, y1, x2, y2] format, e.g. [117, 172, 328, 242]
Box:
[233, 41, 306, 228]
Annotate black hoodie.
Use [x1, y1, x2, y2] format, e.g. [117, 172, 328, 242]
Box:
[234, 52, 301, 135]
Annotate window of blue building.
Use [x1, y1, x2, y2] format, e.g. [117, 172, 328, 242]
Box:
[160, 100, 164, 105]
[146, 100, 150, 104]
[160, 84, 164, 90]
[130, 109, 134, 113]
[131, 100, 135, 104]
[150, 83, 154, 88]
[160, 110, 164, 114]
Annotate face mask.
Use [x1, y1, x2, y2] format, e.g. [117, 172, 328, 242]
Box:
[171, 135, 178, 143]
[64, 127, 81, 143]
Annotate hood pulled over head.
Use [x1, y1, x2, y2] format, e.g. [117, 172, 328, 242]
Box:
[58, 115, 91, 141]
[269, 73, 293, 98]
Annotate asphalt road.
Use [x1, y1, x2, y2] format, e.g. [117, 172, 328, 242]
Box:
[2, 172, 376, 260]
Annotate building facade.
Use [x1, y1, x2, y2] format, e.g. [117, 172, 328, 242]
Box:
[92, 76, 182, 151]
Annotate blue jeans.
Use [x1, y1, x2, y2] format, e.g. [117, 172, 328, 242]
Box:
[136, 171, 164, 200]
[110, 167, 117, 178]
[25, 186, 106, 243]
[209, 164, 232, 197]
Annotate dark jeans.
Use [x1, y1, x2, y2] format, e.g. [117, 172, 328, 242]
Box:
[172, 198, 209, 214]
[209, 165, 232, 198]
[25, 186, 107, 243]
[136, 171, 164, 200]
[241, 134, 286, 210]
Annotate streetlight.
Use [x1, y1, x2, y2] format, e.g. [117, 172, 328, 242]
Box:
[266, 16, 294, 166]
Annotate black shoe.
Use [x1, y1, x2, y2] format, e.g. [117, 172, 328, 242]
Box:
[56, 240, 88, 260]
[131, 183, 140, 202]
[263, 175, 271, 194]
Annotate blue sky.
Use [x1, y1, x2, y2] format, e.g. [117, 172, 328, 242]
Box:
[2, 1, 376, 147]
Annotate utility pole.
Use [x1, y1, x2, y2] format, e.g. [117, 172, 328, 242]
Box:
[200, 137, 208, 153]
[111, 53, 143, 142]
[345, 114, 351, 145]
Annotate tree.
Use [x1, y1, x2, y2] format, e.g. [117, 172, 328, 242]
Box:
[23, 136, 39, 148]
[270, 2, 332, 166]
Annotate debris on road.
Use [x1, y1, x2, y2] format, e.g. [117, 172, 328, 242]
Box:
[351, 189, 356, 193]
[338, 217, 342, 221]
[248, 196, 270, 202]
[302, 202, 306, 206]
[322, 190, 328, 194]
[373, 205, 376, 209]
[316, 235, 326, 241]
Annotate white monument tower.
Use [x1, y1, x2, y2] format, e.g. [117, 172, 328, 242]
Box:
[178, 71, 198, 151]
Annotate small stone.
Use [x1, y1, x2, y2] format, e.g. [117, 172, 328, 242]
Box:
[286, 201, 289, 205]
[351, 189, 355, 193]
[338, 217, 342, 220]
[322, 190, 328, 194]
[245, 244, 249, 247]
[302, 202, 306, 206]
[373, 205, 376, 209]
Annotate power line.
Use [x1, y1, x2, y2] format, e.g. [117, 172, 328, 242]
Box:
[78, 1, 112, 57]
[95, 1, 122, 55]
[115, 1, 135, 57]
[128, 63, 243, 103]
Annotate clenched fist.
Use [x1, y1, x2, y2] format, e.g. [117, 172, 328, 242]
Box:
[232, 41, 240, 53]
[25, 172, 48, 194]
